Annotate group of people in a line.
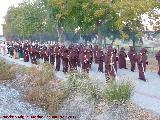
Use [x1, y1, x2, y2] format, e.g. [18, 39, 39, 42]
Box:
[0, 40, 160, 82]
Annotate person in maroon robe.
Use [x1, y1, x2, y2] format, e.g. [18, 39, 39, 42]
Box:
[34, 43, 40, 60]
[69, 46, 78, 71]
[118, 47, 127, 69]
[74, 44, 81, 67]
[128, 46, 137, 72]
[29, 45, 37, 64]
[39, 45, 43, 60]
[81, 48, 90, 73]
[104, 48, 116, 81]
[97, 49, 105, 73]
[155, 50, 160, 76]
[113, 48, 118, 72]
[137, 48, 148, 81]
[88, 44, 94, 69]
[94, 45, 99, 64]
[61, 47, 69, 73]
[13, 43, 19, 59]
[55, 44, 61, 71]
[78, 43, 84, 67]
[23, 42, 29, 62]
[68, 43, 74, 52]
[49, 45, 55, 65]
[42, 45, 49, 62]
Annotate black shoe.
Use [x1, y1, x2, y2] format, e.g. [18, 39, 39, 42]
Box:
[139, 78, 146, 82]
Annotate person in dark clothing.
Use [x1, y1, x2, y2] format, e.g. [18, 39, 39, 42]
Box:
[97, 49, 105, 73]
[155, 50, 160, 76]
[94, 45, 99, 64]
[49, 45, 55, 65]
[128, 46, 137, 72]
[62, 47, 69, 73]
[69, 46, 78, 71]
[81, 48, 90, 73]
[137, 48, 148, 81]
[55, 44, 61, 71]
[104, 48, 116, 81]
[23, 43, 29, 62]
[118, 47, 127, 69]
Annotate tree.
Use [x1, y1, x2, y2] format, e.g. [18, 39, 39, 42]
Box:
[112, 0, 159, 47]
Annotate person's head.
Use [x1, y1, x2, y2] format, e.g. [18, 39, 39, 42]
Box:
[120, 47, 125, 51]
[140, 48, 147, 54]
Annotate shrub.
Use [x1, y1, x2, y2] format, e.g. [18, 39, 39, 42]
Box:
[26, 63, 55, 87]
[0, 59, 16, 80]
[24, 63, 69, 114]
[103, 78, 134, 104]
[24, 85, 68, 114]
[66, 70, 103, 102]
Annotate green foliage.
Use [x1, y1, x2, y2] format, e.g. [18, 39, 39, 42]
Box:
[66, 70, 103, 102]
[103, 80, 134, 104]
[4, 0, 48, 38]
[3, 0, 160, 43]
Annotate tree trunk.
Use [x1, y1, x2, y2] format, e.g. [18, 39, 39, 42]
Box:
[132, 39, 136, 48]
[111, 39, 115, 46]
[104, 37, 107, 49]
[39, 32, 42, 42]
[96, 20, 102, 47]
[57, 27, 64, 43]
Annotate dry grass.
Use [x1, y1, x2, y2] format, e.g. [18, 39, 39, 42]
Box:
[24, 85, 68, 114]
[26, 63, 55, 87]
[127, 102, 160, 120]
[147, 57, 158, 73]
[0, 59, 16, 80]
[24, 63, 69, 114]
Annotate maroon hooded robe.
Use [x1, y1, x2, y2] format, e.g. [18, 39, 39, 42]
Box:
[155, 50, 160, 75]
[55, 44, 61, 71]
[62, 47, 69, 73]
[78, 44, 84, 67]
[81, 48, 90, 73]
[23, 43, 29, 62]
[35, 44, 40, 60]
[88, 44, 94, 69]
[128, 46, 137, 72]
[104, 48, 116, 81]
[69, 46, 78, 71]
[49, 45, 55, 65]
[94, 45, 99, 64]
[137, 48, 148, 81]
[29, 45, 37, 64]
[113, 48, 118, 72]
[42, 46, 49, 62]
[118, 47, 127, 69]
[97, 49, 105, 72]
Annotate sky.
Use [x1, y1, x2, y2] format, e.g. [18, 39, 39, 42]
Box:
[0, 0, 23, 35]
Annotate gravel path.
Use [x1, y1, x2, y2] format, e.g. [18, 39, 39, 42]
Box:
[0, 55, 49, 120]
[0, 85, 49, 120]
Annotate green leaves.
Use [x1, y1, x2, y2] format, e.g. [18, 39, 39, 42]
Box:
[4, 0, 48, 38]
[4, 0, 160, 42]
